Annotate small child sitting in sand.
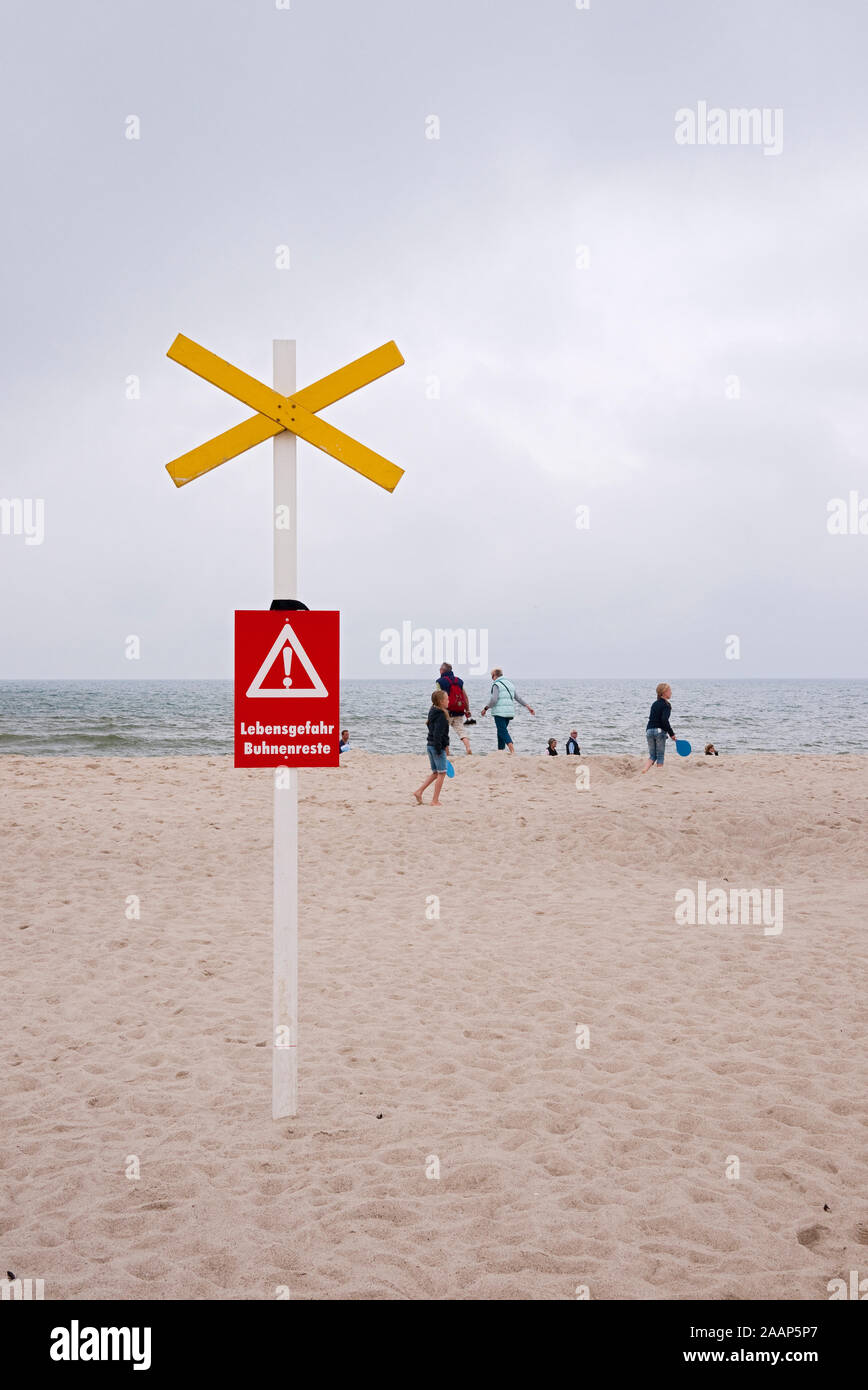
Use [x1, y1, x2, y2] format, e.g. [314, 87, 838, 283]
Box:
[413, 689, 450, 807]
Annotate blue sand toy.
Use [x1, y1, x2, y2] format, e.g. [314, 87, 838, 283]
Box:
[675, 739, 692, 757]
[445, 760, 455, 777]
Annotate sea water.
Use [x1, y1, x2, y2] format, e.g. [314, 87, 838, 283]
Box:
[1, 679, 866, 756]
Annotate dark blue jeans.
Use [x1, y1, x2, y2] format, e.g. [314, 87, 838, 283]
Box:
[494, 714, 513, 748]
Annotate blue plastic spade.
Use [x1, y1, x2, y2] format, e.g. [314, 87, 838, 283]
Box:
[445, 760, 455, 777]
[675, 739, 692, 757]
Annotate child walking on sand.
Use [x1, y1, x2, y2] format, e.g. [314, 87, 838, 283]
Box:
[642, 682, 677, 772]
[413, 689, 450, 806]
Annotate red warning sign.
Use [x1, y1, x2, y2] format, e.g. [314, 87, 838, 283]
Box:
[234, 610, 340, 768]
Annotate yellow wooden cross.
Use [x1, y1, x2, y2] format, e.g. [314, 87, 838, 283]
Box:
[165, 334, 405, 491]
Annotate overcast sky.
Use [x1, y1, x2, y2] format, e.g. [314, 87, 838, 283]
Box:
[1, 0, 866, 679]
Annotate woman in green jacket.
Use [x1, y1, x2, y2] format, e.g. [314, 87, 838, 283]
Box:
[481, 667, 535, 754]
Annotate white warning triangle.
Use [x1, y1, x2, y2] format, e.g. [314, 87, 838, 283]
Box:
[246, 622, 328, 699]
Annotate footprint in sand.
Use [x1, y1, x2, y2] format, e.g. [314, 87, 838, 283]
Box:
[795, 1222, 848, 1262]
[796, 1222, 829, 1249]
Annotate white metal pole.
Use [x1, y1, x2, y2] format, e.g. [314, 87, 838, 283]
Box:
[273, 339, 298, 1119]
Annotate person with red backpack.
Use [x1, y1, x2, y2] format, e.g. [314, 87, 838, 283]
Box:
[436, 662, 473, 755]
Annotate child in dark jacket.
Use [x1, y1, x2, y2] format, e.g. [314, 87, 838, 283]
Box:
[413, 689, 450, 806]
[642, 681, 677, 773]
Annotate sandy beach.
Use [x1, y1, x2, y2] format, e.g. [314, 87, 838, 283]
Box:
[3, 751, 867, 1300]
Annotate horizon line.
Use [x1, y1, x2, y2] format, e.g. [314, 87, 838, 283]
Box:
[3, 675, 868, 684]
